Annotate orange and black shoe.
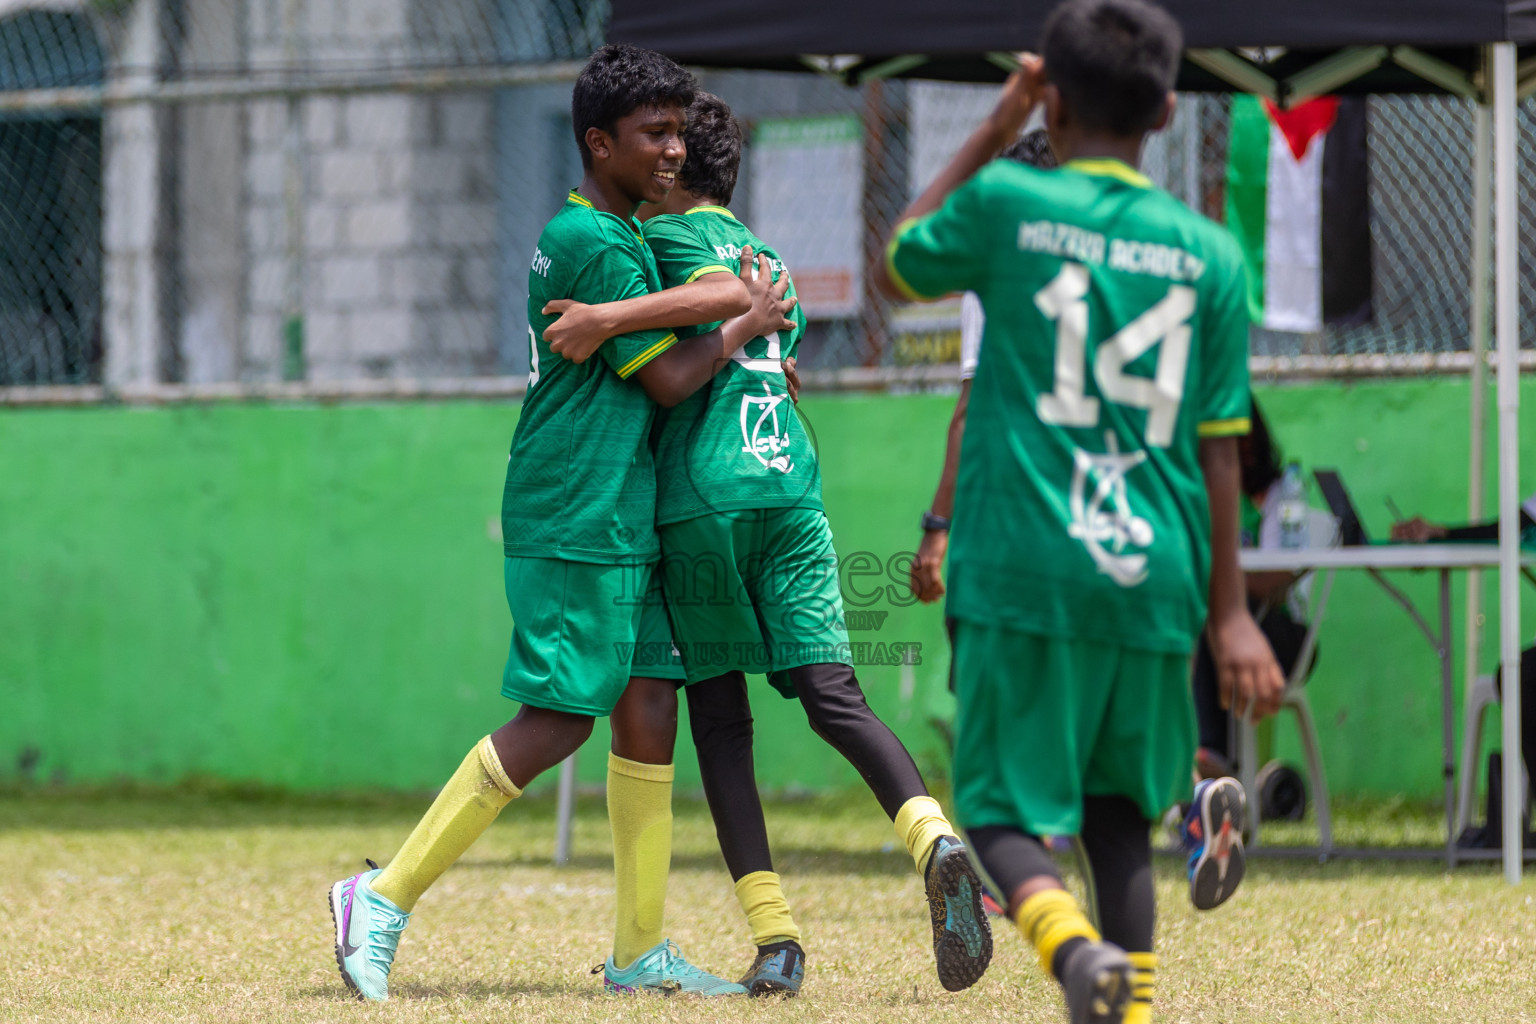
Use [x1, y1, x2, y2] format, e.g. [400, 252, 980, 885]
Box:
[1181, 777, 1247, 910]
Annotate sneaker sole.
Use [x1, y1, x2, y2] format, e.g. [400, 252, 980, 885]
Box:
[928, 844, 993, 992]
[1190, 779, 1247, 911]
[605, 979, 744, 998]
[327, 881, 366, 1002]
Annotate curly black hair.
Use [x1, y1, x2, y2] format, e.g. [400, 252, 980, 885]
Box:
[1000, 129, 1057, 169]
[1041, 0, 1182, 136]
[678, 92, 743, 205]
[571, 43, 696, 169]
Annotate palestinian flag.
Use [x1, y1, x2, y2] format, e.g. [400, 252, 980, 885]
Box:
[1224, 95, 1372, 332]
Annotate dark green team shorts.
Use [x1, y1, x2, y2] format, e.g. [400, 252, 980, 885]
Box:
[631, 567, 687, 682]
[501, 556, 683, 717]
[950, 620, 1196, 836]
[658, 508, 851, 693]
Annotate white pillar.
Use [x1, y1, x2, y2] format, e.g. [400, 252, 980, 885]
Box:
[102, 0, 168, 387]
[1490, 42, 1523, 885]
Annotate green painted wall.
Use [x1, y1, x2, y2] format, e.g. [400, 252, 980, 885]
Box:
[2, 379, 1533, 798]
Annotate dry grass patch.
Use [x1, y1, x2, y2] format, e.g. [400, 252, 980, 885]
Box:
[1, 789, 1532, 1023]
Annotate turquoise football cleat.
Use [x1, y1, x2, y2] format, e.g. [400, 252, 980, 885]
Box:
[602, 939, 748, 996]
[328, 866, 410, 1001]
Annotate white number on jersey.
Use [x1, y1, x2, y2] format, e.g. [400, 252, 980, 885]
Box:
[731, 330, 783, 374]
[527, 325, 540, 388]
[1033, 262, 1194, 448]
[1035, 263, 1098, 428]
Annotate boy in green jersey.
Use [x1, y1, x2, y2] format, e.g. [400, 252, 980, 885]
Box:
[327, 44, 797, 1003]
[544, 92, 993, 998]
[876, 3, 1284, 1022]
[910, 135, 1254, 918]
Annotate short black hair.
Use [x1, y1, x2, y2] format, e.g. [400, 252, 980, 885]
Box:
[678, 92, 743, 205]
[1040, 0, 1182, 136]
[1001, 129, 1057, 169]
[1239, 394, 1283, 499]
[571, 43, 696, 169]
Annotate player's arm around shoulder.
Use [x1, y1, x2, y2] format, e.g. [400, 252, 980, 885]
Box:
[541, 225, 750, 365]
[628, 251, 797, 408]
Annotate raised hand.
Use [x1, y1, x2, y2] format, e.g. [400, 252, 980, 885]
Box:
[986, 53, 1047, 141]
[738, 246, 797, 339]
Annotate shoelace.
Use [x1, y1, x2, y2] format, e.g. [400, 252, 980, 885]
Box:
[365, 904, 410, 977]
[653, 940, 716, 981]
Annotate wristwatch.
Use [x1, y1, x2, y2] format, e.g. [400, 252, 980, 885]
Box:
[921, 511, 951, 532]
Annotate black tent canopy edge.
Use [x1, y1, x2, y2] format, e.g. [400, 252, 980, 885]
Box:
[610, 1, 1536, 100]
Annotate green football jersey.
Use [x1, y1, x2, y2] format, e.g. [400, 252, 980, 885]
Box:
[888, 158, 1251, 653]
[642, 206, 820, 525]
[502, 190, 681, 564]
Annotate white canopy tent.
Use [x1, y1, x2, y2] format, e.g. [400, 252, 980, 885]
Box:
[611, 5, 1532, 882]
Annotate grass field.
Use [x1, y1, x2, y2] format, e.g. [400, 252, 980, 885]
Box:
[2, 787, 1533, 1024]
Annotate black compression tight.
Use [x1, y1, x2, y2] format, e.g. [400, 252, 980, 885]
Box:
[966, 796, 1154, 953]
[788, 662, 929, 819]
[687, 663, 931, 880]
[1079, 795, 1155, 953]
[686, 671, 772, 881]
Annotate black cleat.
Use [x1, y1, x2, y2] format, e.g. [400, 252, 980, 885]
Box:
[737, 939, 804, 997]
[924, 835, 993, 991]
[1060, 940, 1133, 1024]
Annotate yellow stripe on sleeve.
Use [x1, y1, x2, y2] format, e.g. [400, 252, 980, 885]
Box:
[684, 264, 733, 283]
[616, 333, 678, 379]
[1197, 417, 1252, 438]
[883, 218, 936, 302]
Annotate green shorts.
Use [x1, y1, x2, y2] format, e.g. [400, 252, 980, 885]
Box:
[632, 570, 687, 682]
[950, 620, 1195, 836]
[501, 557, 682, 717]
[658, 508, 850, 693]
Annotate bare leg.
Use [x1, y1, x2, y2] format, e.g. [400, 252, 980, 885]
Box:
[490, 703, 596, 789]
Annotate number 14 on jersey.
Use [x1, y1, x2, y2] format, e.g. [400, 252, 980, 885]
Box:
[1033, 262, 1194, 449]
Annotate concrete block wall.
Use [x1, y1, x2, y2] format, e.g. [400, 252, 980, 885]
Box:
[101, 0, 504, 384]
[240, 0, 501, 380]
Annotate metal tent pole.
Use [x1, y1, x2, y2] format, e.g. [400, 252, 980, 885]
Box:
[1460, 95, 1492, 837]
[554, 753, 578, 866]
[1491, 42, 1523, 885]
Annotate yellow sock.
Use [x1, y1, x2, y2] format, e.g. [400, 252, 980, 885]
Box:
[371, 736, 521, 912]
[1016, 888, 1100, 978]
[608, 753, 674, 969]
[893, 796, 953, 875]
[1125, 951, 1156, 1024]
[734, 871, 801, 947]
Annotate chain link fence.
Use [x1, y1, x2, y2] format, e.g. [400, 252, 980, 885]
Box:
[0, 2, 1532, 392]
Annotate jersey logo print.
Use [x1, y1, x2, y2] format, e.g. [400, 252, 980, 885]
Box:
[740, 381, 793, 473]
[1067, 430, 1154, 587]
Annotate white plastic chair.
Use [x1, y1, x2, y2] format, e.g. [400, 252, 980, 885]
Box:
[1233, 571, 1335, 857]
[1454, 671, 1529, 837]
[1234, 508, 1339, 855]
